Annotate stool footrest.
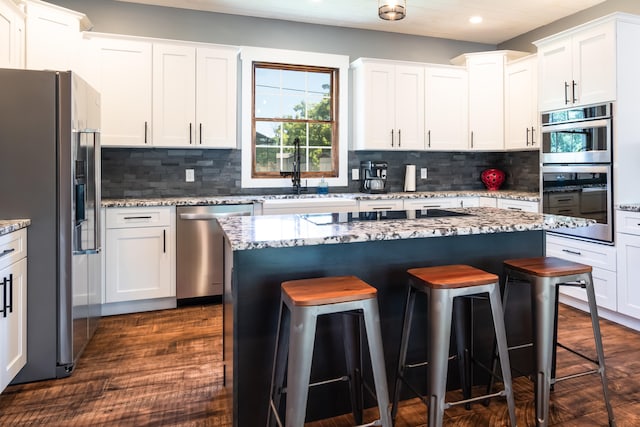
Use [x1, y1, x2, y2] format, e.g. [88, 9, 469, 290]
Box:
[445, 390, 506, 410]
[281, 375, 350, 393]
[552, 368, 601, 384]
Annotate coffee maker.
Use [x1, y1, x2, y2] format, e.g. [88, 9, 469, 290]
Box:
[360, 161, 388, 193]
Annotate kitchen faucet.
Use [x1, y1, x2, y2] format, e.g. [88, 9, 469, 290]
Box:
[280, 137, 307, 195]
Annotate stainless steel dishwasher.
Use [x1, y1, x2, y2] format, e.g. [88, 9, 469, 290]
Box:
[176, 204, 254, 299]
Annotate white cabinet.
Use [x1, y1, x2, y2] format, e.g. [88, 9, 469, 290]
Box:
[424, 65, 468, 150]
[616, 210, 640, 318]
[153, 43, 237, 148]
[505, 55, 538, 150]
[0, 228, 27, 393]
[497, 198, 539, 213]
[0, 0, 24, 69]
[88, 35, 152, 146]
[547, 234, 617, 312]
[536, 20, 616, 111]
[352, 59, 424, 150]
[22, 0, 90, 72]
[105, 207, 175, 303]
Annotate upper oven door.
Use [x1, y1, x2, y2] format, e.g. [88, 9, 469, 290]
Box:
[541, 118, 611, 164]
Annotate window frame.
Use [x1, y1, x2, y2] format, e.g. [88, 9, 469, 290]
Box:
[240, 47, 349, 189]
[251, 62, 339, 179]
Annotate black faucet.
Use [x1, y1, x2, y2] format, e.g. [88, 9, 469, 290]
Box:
[280, 137, 307, 195]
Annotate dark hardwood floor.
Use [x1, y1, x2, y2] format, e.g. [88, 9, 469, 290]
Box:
[1, 303, 639, 426]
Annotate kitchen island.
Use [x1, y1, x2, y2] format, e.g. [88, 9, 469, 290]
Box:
[218, 207, 592, 426]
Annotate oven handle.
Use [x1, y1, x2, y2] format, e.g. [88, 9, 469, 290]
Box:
[541, 164, 610, 175]
[541, 118, 610, 133]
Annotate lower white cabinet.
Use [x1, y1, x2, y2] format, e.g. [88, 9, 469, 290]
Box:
[547, 234, 617, 312]
[0, 228, 27, 393]
[616, 210, 640, 318]
[105, 207, 175, 303]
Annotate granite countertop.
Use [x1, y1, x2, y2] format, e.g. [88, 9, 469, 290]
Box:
[102, 190, 539, 208]
[0, 219, 31, 237]
[617, 203, 640, 212]
[218, 207, 592, 251]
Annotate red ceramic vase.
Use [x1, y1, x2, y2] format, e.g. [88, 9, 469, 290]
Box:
[481, 168, 505, 191]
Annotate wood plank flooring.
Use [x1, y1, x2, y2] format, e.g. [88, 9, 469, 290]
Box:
[1, 303, 639, 426]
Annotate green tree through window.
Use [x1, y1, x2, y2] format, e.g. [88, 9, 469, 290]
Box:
[252, 63, 338, 178]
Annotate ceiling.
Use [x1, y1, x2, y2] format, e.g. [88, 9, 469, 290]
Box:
[114, 0, 606, 44]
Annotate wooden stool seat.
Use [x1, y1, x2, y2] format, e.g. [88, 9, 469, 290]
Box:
[503, 256, 592, 278]
[281, 275, 377, 306]
[408, 264, 499, 289]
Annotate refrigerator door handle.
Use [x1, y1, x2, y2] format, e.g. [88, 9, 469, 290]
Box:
[73, 130, 101, 255]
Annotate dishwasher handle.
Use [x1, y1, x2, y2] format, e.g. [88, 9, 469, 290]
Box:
[179, 211, 252, 220]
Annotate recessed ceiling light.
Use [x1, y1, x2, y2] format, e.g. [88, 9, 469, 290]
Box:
[469, 16, 483, 24]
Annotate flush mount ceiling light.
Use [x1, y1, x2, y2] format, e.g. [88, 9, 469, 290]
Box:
[378, 0, 406, 21]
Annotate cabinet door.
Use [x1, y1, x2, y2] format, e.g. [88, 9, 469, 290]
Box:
[0, 0, 24, 69]
[558, 266, 617, 312]
[105, 227, 173, 302]
[467, 55, 504, 150]
[572, 22, 616, 106]
[425, 66, 468, 150]
[505, 57, 537, 150]
[0, 257, 27, 392]
[361, 62, 396, 150]
[195, 46, 237, 148]
[93, 37, 152, 146]
[537, 38, 573, 111]
[617, 233, 640, 318]
[394, 64, 424, 150]
[152, 44, 196, 147]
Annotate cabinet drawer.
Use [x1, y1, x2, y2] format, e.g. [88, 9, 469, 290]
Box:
[546, 234, 616, 272]
[106, 207, 173, 229]
[403, 198, 459, 210]
[616, 210, 640, 236]
[548, 192, 579, 207]
[0, 229, 27, 271]
[359, 199, 403, 212]
[497, 199, 539, 213]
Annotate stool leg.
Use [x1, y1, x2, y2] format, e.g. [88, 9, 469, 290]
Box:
[428, 288, 453, 427]
[268, 301, 291, 427]
[362, 298, 392, 427]
[488, 283, 517, 426]
[531, 278, 557, 427]
[487, 272, 512, 398]
[285, 306, 318, 427]
[342, 312, 364, 425]
[583, 274, 616, 427]
[391, 285, 417, 421]
[453, 297, 472, 410]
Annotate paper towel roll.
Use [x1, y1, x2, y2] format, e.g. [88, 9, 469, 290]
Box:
[404, 164, 416, 192]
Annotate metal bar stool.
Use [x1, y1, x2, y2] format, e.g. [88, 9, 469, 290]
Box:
[391, 265, 517, 427]
[267, 275, 391, 427]
[495, 256, 616, 427]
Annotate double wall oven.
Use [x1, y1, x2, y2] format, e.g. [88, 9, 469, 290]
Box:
[541, 103, 613, 244]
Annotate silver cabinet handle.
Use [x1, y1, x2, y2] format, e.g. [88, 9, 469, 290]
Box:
[124, 216, 152, 220]
[199, 123, 203, 145]
[531, 126, 536, 145]
[564, 81, 570, 104]
[562, 249, 582, 256]
[189, 123, 193, 144]
[0, 248, 15, 258]
[144, 121, 148, 144]
[507, 207, 523, 211]
[391, 129, 394, 147]
[398, 129, 401, 147]
[470, 131, 474, 148]
[526, 127, 530, 146]
[427, 130, 431, 148]
[370, 206, 395, 211]
[163, 229, 166, 253]
[572, 80, 577, 103]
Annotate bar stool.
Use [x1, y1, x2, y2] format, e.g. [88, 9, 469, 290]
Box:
[497, 257, 616, 427]
[391, 265, 517, 427]
[267, 275, 391, 427]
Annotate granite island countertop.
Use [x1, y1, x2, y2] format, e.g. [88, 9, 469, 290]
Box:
[218, 207, 591, 251]
[0, 219, 30, 236]
[102, 190, 539, 208]
[617, 203, 640, 212]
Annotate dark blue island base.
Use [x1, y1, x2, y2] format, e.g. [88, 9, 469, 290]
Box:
[224, 230, 544, 426]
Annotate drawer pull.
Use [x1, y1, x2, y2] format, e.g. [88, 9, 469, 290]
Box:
[562, 249, 582, 256]
[371, 206, 394, 211]
[123, 216, 153, 220]
[0, 248, 16, 258]
[507, 207, 523, 211]
[557, 198, 573, 202]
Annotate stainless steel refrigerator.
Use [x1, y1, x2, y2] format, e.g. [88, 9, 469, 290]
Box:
[0, 69, 101, 382]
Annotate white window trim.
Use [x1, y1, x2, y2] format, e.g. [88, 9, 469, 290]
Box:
[240, 46, 349, 189]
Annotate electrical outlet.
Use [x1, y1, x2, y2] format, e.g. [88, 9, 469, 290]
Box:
[185, 169, 195, 182]
[420, 168, 427, 179]
[352, 168, 360, 180]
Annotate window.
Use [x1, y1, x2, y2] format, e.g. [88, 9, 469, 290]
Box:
[253, 63, 338, 178]
[240, 47, 349, 189]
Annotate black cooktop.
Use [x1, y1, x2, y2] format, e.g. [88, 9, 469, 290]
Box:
[301, 209, 472, 226]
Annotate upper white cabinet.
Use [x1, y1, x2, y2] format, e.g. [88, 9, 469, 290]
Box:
[153, 43, 237, 148]
[535, 19, 616, 111]
[87, 35, 152, 146]
[352, 58, 425, 150]
[21, 0, 91, 72]
[0, 0, 25, 69]
[424, 65, 468, 151]
[505, 55, 538, 150]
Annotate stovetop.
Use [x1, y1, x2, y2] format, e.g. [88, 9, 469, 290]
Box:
[301, 209, 472, 225]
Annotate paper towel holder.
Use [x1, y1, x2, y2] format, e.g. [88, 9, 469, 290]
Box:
[404, 164, 416, 192]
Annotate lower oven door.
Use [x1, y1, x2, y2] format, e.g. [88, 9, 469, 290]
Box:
[541, 164, 613, 243]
